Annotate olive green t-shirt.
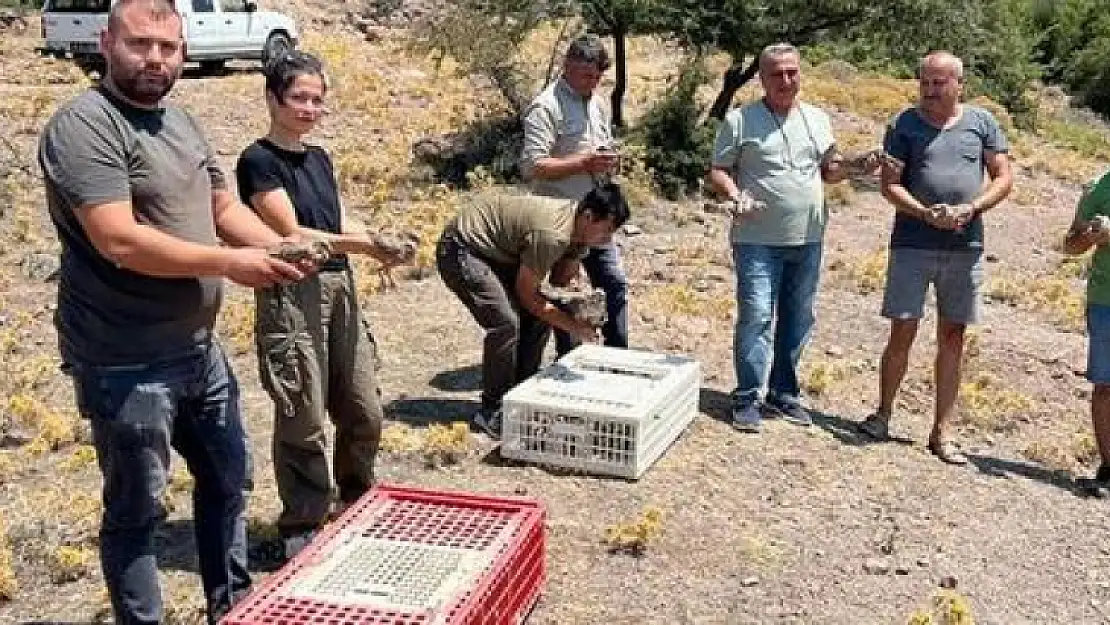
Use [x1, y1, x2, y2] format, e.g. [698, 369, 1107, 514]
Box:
[1077, 172, 1110, 307]
[452, 191, 580, 275]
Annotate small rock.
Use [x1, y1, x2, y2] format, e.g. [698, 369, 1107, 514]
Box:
[985, 253, 1000, 263]
[895, 565, 911, 575]
[863, 558, 891, 575]
[691, 213, 707, 225]
[939, 575, 958, 589]
[0, 426, 33, 448]
[916, 557, 930, 568]
[621, 223, 643, 236]
[692, 280, 711, 292]
[21, 252, 60, 282]
[740, 576, 760, 587]
[653, 245, 675, 254]
[824, 345, 844, 358]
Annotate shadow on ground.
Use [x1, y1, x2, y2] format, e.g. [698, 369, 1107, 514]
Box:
[428, 364, 481, 392]
[965, 452, 1085, 497]
[384, 397, 480, 426]
[156, 518, 284, 575]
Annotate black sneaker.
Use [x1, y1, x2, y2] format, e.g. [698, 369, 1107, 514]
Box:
[473, 407, 503, 440]
[1077, 464, 1110, 498]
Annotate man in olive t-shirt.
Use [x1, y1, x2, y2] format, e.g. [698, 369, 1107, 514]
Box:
[1064, 172, 1110, 495]
[436, 185, 630, 438]
[37, 2, 310, 623]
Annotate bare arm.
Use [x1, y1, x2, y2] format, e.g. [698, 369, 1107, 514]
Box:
[514, 265, 596, 341]
[248, 188, 407, 265]
[879, 157, 932, 221]
[74, 200, 303, 288]
[967, 150, 1013, 215]
[211, 189, 286, 248]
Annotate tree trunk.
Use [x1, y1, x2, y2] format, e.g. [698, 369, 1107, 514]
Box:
[610, 24, 628, 129]
[489, 64, 531, 118]
[707, 56, 760, 120]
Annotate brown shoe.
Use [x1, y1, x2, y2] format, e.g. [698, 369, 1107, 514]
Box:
[928, 440, 968, 465]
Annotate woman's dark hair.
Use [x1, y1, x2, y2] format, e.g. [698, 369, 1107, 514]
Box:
[263, 49, 327, 104]
[578, 182, 630, 227]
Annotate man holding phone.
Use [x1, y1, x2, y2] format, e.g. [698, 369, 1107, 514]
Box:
[521, 34, 628, 354]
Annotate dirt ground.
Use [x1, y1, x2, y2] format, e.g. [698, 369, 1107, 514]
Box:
[1, 10, 1110, 625]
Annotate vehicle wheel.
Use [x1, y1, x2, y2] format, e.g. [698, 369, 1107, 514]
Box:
[199, 59, 226, 75]
[261, 31, 292, 67]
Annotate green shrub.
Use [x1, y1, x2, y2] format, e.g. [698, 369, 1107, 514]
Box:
[634, 60, 714, 200]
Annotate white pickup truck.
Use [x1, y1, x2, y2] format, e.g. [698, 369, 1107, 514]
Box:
[39, 0, 298, 72]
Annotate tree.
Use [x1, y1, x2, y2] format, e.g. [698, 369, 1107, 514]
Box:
[578, 0, 662, 128]
[636, 0, 1038, 120]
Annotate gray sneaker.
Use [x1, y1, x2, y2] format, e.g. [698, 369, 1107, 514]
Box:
[282, 530, 316, 562]
[473, 408, 503, 440]
[731, 404, 762, 433]
[765, 399, 812, 426]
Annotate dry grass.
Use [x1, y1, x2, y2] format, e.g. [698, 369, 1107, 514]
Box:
[804, 71, 916, 121]
[48, 545, 94, 584]
[799, 357, 858, 396]
[0, 514, 16, 601]
[216, 292, 255, 357]
[828, 249, 888, 295]
[959, 373, 1034, 431]
[603, 506, 663, 555]
[986, 271, 1084, 332]
[907, 589, 977, 625]
[1022, 426, 1098, 472]
[639, 284, 733, 320]
[379, 422, 473, 468]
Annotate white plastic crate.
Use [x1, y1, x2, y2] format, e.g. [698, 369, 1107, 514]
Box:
[500, 345, 700, 478]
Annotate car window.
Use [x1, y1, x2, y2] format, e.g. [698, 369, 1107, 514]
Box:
[44, 0, 111, 12]
[220, 0, 248, 11]
[192, 0, 215, 12]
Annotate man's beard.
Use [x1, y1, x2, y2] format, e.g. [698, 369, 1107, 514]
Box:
[109, 64, 179, 106]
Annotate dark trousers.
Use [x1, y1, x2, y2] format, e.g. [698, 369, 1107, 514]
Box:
[69, 342, 251, 625]
[255, 270, 382, 536]
[436, 231, 551, 409]
[554, 243, 629, 356]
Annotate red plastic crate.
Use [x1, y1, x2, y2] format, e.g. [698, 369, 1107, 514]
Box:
[222, 484, 546, 625]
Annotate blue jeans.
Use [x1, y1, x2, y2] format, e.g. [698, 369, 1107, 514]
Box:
[69, 342, 252, 625]
[732, 243, 823, 409]
[555, 243, 629, 355]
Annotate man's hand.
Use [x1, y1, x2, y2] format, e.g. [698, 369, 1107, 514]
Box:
[565, 318, 601, 344]
[1085, 215, 1110, 246]
[922, 204, 962, 231]
[725, 189, 767, 220]
[225, 247, 306, 288]
[582, 147, 620, 174]
[842, 149, 885, 178]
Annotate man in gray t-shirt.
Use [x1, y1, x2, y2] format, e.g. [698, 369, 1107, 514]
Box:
[858, 51, 1013, 465]
[708, 43, 873, 433]
[37, 1, 312, 622]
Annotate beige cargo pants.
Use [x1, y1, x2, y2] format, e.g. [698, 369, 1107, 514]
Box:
[255, 269, 382, 536]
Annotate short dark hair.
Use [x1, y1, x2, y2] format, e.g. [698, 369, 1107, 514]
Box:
[263, 49, 327, 104]
[578, 182, 630, 227]
[565, 34, 611, 72]
[107, 0, 180, 34]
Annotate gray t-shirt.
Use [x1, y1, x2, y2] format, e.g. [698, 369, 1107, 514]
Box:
[712, 100, 835, 246]
[38, 86, 226, 365]
[884, 105, 1009, 250]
